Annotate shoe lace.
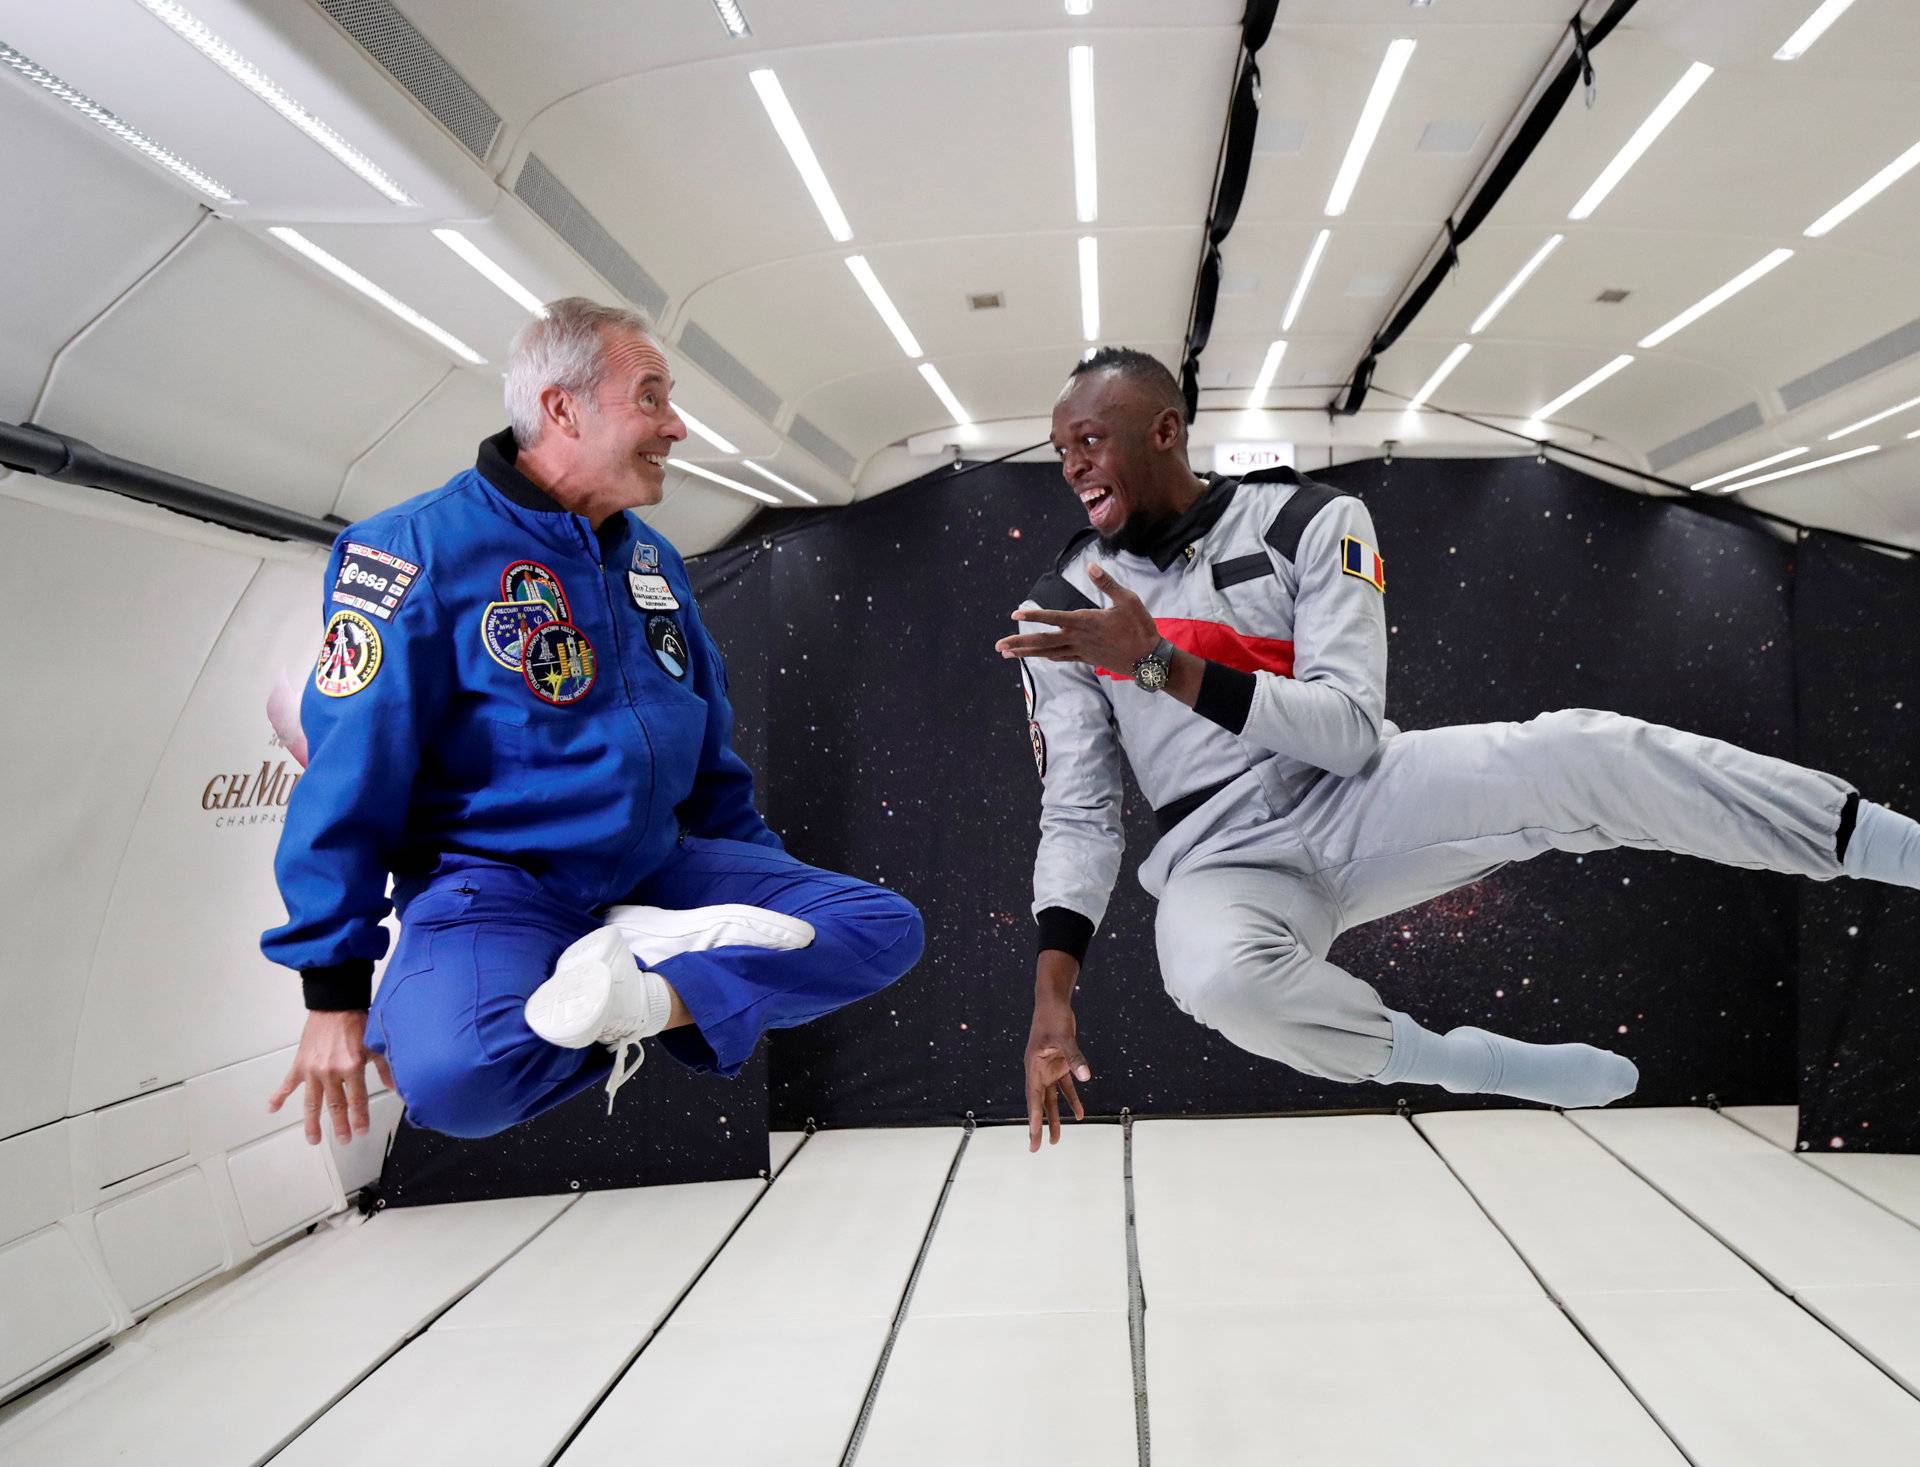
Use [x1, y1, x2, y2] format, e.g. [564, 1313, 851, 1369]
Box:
[604, 1034, 645, 1113]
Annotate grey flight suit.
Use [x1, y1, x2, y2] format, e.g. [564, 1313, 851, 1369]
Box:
[1019, 467, 1854, 1082]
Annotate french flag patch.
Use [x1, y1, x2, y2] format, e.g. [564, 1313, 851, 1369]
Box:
[1341, 535, 1386, 592]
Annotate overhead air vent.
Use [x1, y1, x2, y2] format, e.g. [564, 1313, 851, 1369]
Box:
[1780, 315, 1920, 412]
[315, 0, 501, 162]
[513, 154, 668, 318]
[967, 292, 1005, 311]
[676, 321, 782, 422]
[1595, 288, 1631, 304]
[1648, 402, 1764, 474]
[787, 415, 857, 480]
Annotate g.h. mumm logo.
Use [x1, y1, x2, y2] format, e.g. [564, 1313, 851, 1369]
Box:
[201, 757, 301, 829]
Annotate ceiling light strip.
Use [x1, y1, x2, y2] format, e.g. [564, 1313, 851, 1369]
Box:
[1326, 38, 1415, 216]
[1532, 353, 1634, 421]
[919, 363, 972, 425]
[268, 227, 483, 363]
[742, 460, 819, 503]
[1078, 236, 1100, 342]
[432, 229, 547, 316]
[674, 459, 779, 504]
[1282, 229, 1330, 332]
[136, 0, 416, 206]
[1637, 249, 1793, 349]
[1069, 45, 1098, 223]
[1469, 234, 1563, 335]
[0, 42, 239, 202]
[845, 256, 922, 358]
[674, 405, 739, 455]
[749, 69, 852, 242]
[1804, 138, 1920, 237]
[1826, 392, 1920, 439]
[711, 0, 752, 40]
[1408, 343, 1471, 410]
[1775, 0, 1857, 60]
[1245, 339, 1288, 409]
[1065, 0, 1093, 15]
[1690, 447, 1807, 490]
[1715, 442, 1879, 493]
[1567, 61, 1713, 220]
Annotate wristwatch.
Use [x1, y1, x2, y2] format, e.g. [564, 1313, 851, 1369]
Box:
[1132, 636, 1176, 693]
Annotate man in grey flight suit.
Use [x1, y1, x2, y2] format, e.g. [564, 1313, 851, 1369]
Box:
[999, 348, 1920, 1150]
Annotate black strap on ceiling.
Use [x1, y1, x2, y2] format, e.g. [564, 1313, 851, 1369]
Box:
[1332, 0, 1641, 418]
[1178, 0, 1279, 424]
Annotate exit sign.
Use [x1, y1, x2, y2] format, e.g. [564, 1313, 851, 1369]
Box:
[1213, 441, 1296, 475]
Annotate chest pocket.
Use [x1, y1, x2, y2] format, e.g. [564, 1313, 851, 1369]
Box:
[1206, 551, 1296, 640]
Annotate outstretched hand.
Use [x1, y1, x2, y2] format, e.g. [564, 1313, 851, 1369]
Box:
[996, 562, 1159, 673]
[269, 1009, 395, 1146]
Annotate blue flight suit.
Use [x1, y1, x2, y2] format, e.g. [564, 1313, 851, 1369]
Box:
[263, 429, 921, 1137]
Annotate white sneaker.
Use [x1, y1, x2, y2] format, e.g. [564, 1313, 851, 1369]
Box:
[524, 928, 672, 1113]
[601, 902, 815, 967]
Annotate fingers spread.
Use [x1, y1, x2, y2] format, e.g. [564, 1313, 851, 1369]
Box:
[267, 1066, 300, 1113]
[302, 1078, 324, 1146]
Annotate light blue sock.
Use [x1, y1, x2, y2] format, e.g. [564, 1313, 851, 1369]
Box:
[1842, 801, 1920, 890]
[1374, 1010, 1639, 1109]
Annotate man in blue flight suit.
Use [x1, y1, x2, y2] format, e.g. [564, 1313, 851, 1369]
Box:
[263, 298, 923, 1143]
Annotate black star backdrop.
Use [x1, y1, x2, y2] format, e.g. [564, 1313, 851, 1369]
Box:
[690, 454, 1920, 1141]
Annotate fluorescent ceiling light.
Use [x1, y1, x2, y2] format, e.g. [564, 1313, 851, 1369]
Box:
[1532, 353, 1633, 421]
[1827, 392, 1920, 440]
[1804, 139, 1920, 238]
[136, 0, 415, 206]
[1470, 234, 1563, 335]
[0, 42, 238, 202]
[1283, 229, 1330, 331]
[1636, 249, 1792, 349]
[749, 69, 852, 242]
[742, 460, 819, 504]
[1690, 447, 1807, 490]
[432, 229, 546, 317]
[1326, 39, 1416, 216]
[919, 363, 972, 424]
[674, 404, 738, 455]
[1408, 343, 1471, 410]
[1245, 340, 1288, 408]
[1069, 46, 1098, 223]
[1065, 0, 1094, 14]
[845, 255, 922, 358]
[673, 459, 778, 504]
[1715, 442, 1879, 493]
[268, 227, 483, 364]
[1078, 236, 1100, 342]
[711, 0, 752, 39]
[1567, 61, 1713, 220]
[1775, 0, 1857, 60]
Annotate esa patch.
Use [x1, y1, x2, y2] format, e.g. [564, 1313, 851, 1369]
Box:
[646, 614, 689, 680]
[1340, 535, 1386, 592]
[522, 622, 596, 705]
[314, 609, 382, 697]
[332, 541, 420, 621]
[501, 560, 571, 621]
[1029, 720, 1047, 779]
[627, 571, 680, 612]
[480, 598, 557, 671]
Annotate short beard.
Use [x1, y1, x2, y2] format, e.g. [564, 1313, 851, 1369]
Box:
[1104, 505, 1176, 556]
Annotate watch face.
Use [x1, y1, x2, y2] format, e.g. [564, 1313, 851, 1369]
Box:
[1135, 656, 1170, 692]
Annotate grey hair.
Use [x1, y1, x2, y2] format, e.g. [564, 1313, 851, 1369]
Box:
[505, 297, 655, 447]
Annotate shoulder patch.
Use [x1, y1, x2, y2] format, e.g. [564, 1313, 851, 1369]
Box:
[1263, 482, 1347, 563]
[332, 540, 421, 622]
[1341, 535, 1386, 592]
[315, 609, 382, 697]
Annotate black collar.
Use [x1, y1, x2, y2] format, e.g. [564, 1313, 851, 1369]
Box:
[476, 428, 568, 514]
[1107, 473, 1239, 570]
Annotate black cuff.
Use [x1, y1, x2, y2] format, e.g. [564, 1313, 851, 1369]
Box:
[1036, 907, 1096, 963]
[302, 961, 374, 1011]
[1836, 790, 1861, 863]
[1194, 660, 1257, 735]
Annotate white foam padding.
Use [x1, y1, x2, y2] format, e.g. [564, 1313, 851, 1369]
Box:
[75, 1087, 190, 1190]
[769, 1128, 807, 1172]
[1415, 1109, 1767, 1294]
[1572, 1288, 1920, 1465]
[328, 1090, 404, 1197]
[1571, 1108, 1920, 1290]
[0, 1226, 118, 1401]
[0, 1121, 75, 1245]
[1150, 1295, 1686, 1466]
[1133, 1114, 1538, 1307]
[225, 1127, 338, 1247]
[89, 1167, 226, 1312]
[1723, 1104, 1798, 1152]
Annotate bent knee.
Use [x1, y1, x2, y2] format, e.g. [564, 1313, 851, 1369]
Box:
[390, 1051, 528, 1139]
